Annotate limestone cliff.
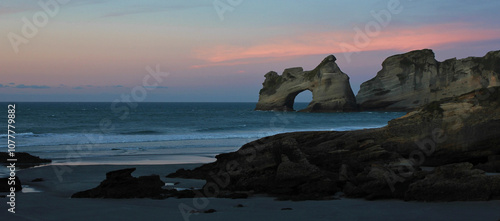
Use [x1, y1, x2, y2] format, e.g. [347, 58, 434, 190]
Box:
[357, 49, 500, 110]
[255, 55, 357, 112]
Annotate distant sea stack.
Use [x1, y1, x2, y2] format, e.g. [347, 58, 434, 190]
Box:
[357, 49, 500, 111]
[255, 55, 357, 112]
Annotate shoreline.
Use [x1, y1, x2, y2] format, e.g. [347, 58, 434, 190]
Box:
[0, 144, 240, 178]
[1, 163, 500, 221]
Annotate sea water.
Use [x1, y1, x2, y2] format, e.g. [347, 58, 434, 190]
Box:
[0, 102, 405, 166]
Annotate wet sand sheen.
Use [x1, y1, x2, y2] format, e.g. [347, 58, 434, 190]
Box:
[2, 163, 500, 221]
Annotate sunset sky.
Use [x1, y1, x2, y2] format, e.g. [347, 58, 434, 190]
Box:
[1, 0, 500, 102]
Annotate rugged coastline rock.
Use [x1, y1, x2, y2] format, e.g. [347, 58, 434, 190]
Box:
[0, 152, 52, 169]
[357, 49, 500, 110]
[405, 163, 500, 201]
[255, 55, 357, 112]
[72, 168, 165, 198]
[170, 86, 500, 201]
[0, 176, 22, 192]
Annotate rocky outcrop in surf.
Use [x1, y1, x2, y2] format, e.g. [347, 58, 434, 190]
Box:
[255, 55, 357, 112]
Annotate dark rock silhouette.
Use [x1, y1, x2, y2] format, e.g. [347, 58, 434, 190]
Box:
[0, 152, 51, 169]
[0, 176, 22, 192]
[72, 168, 164, 198]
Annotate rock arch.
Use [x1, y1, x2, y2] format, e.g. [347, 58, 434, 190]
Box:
[290, 89, 313, 111]
[255, 55, 357, 112]
[284, 89, 312, 111]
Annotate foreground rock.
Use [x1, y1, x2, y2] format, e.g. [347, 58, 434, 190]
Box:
[170, 86, 500, 201]
[255, 55, 357, 112]
[405, 163, 500, 201]
[357, 49, 500, 110]
[72, 168, 165, 198]
[0, 176, 22, 192]
[0, 152, 51, 169]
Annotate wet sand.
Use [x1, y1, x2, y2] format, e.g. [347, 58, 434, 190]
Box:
[1, 163, 500, 221]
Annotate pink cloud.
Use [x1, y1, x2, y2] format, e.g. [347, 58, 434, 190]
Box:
[190, 60, 253, 69]
[189, 56, 293, 69]
[193, 23, 500, 65]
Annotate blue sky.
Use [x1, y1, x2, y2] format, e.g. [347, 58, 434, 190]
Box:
[1, 0, 499, 102]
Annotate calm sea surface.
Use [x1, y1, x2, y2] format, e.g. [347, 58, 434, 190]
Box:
[0, 102, 405, 168]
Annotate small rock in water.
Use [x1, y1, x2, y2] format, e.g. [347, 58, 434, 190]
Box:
[204, 209, 217, 213]
[281, 208, 293, 211]
[235, 204, 244, 208]
[31, 178, 44, 182]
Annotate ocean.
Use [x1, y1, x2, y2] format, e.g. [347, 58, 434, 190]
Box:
[0, 102, 405, 167]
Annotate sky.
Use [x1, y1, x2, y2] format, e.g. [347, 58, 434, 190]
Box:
[1, 0, 500, 102]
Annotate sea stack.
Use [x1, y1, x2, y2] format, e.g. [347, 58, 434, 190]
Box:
[356, 49, 500, 111]
[255, 55, 357, 112]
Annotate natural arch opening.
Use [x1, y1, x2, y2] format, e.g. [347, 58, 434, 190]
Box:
[285, 90, 313, 111]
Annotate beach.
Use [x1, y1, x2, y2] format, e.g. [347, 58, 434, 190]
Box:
[1, 103, 500, 220]
[2, 161, 500, 221]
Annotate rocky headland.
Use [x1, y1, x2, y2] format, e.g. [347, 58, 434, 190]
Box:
[169, 85, 500, 201]
[357, 49, 500, 110]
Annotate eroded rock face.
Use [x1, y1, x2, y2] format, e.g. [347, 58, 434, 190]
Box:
[170, 86, 500, 201]
[405, 163, 500, 201]
[255, 55, 357, 112]
[357, 49, 500, 110]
